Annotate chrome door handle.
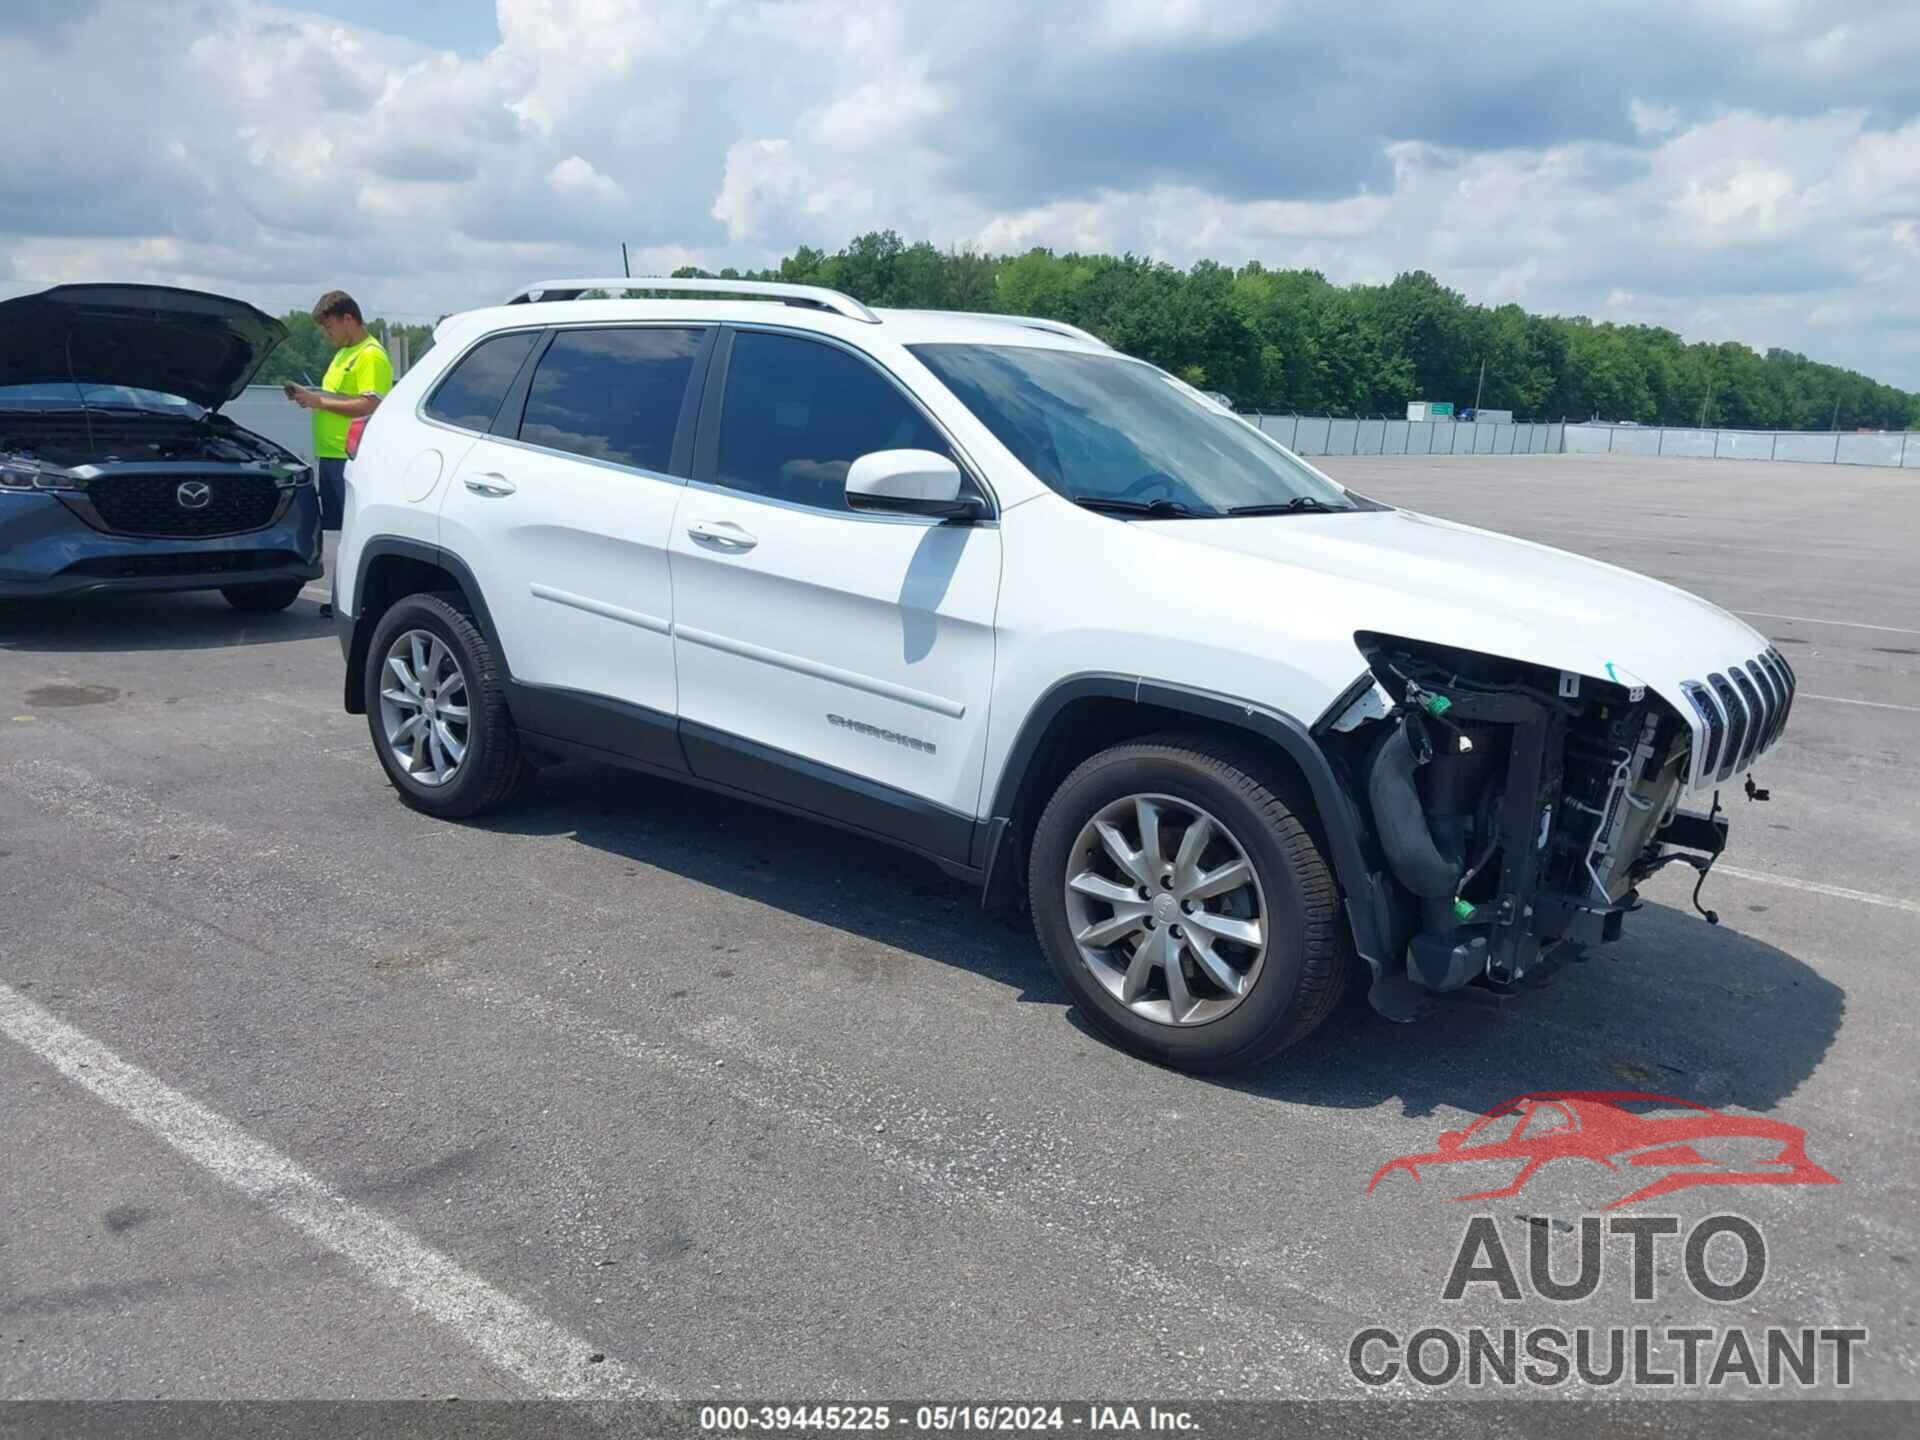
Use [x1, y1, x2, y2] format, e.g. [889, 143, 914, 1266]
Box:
[686, 519, 757, 550]
[464, 472, 516, 497]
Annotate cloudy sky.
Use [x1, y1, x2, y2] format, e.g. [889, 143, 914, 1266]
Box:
[5, 0, 1919, 386]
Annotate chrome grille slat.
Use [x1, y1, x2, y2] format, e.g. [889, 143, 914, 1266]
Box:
[1746, 659, 1783, 751]
[1729, 669, 1766, 771]
[1684, 650, 1797, 786]
[1682, 682, 1725, 781]
[1766, 648, 1797, 742]
[1707, 673, 1746, 783]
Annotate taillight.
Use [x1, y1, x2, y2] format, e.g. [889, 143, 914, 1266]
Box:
[346, 416, 368, 459]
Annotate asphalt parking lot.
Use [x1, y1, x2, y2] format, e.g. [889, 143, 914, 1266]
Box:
[1, 454, 1915, 1410]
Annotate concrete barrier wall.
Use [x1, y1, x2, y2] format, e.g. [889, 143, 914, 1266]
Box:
[1254, 414, 1296, 447]
[1609, 427, 1662, 456]
[230, 383, 1910, 476]
[1837, 434, 1905, 467]
[1560, 422, 1913, 470]
[1776, 433, 1839, 463]
[1718, 431, 1775, 460]
[1240, 410, 1911, 468]
[229, 387, 316, 463]
[1660, 429, 1715, 458]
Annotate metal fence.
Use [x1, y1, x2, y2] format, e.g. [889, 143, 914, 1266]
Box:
[1246, 414, 1563, 458]
[1563, 423, 1920, 469]
[224, 384, 1916, 475]
[226, 386, 317, 463]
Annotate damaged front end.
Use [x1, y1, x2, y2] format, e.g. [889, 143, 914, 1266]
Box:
[1321, 633, 1773, 1016]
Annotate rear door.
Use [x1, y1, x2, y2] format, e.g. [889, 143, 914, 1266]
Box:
[667, 327, 1001, 861]
[439, 324, 711, 766]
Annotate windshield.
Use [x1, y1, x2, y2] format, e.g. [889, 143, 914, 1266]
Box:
[910, 343, 1362, 516]
[0, 382, 201, 413]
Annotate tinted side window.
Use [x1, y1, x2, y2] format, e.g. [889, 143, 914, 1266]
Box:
[716, 331, 946, 511]
[518, 327, 704, 473]
[422, 331, 539, 432]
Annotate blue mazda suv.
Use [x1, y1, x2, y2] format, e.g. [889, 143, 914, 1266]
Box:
[0, 284, 320, 610]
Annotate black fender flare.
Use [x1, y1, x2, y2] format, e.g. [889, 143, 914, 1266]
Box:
[979, 672, 1393, 979]
[341, 537, 510, 713]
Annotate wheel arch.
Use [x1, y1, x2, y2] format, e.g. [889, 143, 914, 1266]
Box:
[342, 537, 507, 714]
[979, 673, 1393, 980]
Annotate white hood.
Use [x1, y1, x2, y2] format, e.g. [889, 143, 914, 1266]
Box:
[1139, 505, 1784, 791]
[1170, 506, 1768, 691]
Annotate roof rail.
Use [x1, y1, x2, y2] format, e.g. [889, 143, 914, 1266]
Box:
[900, 309, 1111, 349]
[504, 277, 880, 324]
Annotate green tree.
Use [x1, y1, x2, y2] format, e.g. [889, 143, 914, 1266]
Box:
[575, 229, 1920, 427]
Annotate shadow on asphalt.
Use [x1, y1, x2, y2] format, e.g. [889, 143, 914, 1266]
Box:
[0, 590, 333, 653]
[489, 761, 1844, 1124]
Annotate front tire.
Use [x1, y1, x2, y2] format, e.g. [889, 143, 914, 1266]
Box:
[1027, 734, 1345, 1071]
[221, 580, 303, 611]
[363, 592, 526, 819]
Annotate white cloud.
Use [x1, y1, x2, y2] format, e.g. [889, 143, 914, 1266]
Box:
[2, 0, 1917, 386]
[547, 155, 622, 201]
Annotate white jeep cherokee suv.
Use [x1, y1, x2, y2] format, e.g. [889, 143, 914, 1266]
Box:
[335, 278, 1793, 1070]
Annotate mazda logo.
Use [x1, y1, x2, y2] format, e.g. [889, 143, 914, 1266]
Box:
[175, 481, 212, 510]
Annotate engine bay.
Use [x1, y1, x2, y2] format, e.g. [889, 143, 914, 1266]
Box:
[1329, 633, 1730, 1003]
[0, 408, 288, 471]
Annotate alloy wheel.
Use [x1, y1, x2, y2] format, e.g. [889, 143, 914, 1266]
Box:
[378, 628, 470, 787]
[1063, 793, 1269, 1026]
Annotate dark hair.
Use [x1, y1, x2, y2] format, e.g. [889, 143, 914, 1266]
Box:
[312, 290, 363, 323]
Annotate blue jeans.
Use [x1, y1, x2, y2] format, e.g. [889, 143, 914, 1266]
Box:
[317, 457, 347, 532]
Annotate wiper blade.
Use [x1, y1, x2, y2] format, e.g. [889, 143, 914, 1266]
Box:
[1069, 495, 1198, 517]
[1226, 496, 1351, 516]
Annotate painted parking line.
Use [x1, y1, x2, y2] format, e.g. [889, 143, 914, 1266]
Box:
[1712, 865, 1920, 916]
[1735, 610, 1920, 637]
[0, 982, 652, 1400]
[1800, 693, 1920, 714]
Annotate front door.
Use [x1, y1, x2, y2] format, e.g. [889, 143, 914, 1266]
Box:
[667, 328, 1000, 862]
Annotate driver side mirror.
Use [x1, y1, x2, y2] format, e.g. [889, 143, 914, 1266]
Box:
[845, 449, 981, 521]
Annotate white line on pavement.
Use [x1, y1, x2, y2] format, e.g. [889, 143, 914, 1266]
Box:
[0, 982, 653, 1400]
[1800, 693, 1920, 714]
[1712, 866, 1920, 916]
[1735, 610, 1920, 637]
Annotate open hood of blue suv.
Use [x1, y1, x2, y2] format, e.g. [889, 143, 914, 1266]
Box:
[0, 283, 286, 411]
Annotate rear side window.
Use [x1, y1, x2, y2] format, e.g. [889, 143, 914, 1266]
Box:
[715, 331, 947, 510]
[518, 327, 704, 474]
[422, 330, 539, 432]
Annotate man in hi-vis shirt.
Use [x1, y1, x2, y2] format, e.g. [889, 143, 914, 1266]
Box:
[284, 289, 392, 616]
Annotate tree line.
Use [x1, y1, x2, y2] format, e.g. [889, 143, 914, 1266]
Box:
[254, 313, 434, 388]
[249, 231, 1917, 431]
[672, 232, 1916, 431]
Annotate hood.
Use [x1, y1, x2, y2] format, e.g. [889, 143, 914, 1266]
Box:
[1149, 505, 1772, 711]
[0, 284, 286, 411]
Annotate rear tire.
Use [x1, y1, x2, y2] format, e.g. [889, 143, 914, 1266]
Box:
[221, 580, 303, 611]
[364, 591, 526, 819]
[1027, 733, 1345, 1071]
